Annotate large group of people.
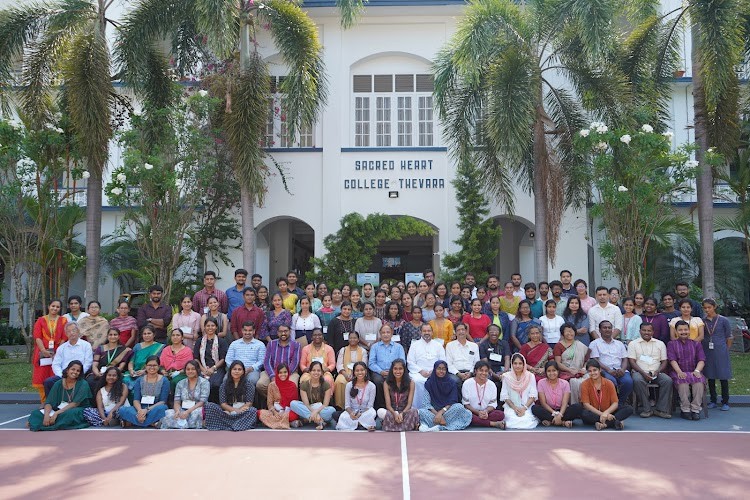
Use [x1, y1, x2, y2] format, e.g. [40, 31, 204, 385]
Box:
[29, 269, 735, 432]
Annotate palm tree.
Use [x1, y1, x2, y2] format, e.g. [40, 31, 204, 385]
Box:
[0, 0, 118, 302]
[434, 0, 626, 282]
[117, 0, 364, 273]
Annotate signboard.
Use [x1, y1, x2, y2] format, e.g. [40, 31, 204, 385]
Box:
[405, 273, 424, 284]
[356, 273, 380, 286]
[344, 159, 446, 190]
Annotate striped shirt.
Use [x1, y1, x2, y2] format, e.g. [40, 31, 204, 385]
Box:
[263, 340, 301, 379]
[226, 338, 266, 372]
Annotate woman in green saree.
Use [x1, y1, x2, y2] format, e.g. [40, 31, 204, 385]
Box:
[123, 326, 164, 390]
[29, 360, 92, 431]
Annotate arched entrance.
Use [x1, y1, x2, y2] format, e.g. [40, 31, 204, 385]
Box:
[493, 216, 535, 282]
[373, 216, 439, 283]
[256, 217, 315, 283]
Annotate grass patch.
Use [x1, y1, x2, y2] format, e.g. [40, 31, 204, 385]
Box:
[0, 359, 34, 392]
[730, 353, 750, 394]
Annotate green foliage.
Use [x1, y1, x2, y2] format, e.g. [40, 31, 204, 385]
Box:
[0, 325, 25, 346]
[307, 213, 435, 289]
[441, 161, 501, 285]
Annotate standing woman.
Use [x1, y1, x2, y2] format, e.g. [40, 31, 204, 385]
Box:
[509, 300, 541, 351]
[377, 359, 419, 432]
[290, 361, 336, 430]
[291, 296, 322, 347]
[633, 291, 646, 316]
[563, 297, 590, 346]
[336, 362, 377, 431]
[702, 299, 733, 410]
[447, 296, 465, 326]
[160, 329, 194, 393]
[258, 363, 298, 429]
[201, 296, 229, 341]
[669, 300, 705, 341]
[401, 293, 415, 322]
[261, 293, 292, 341]
[429, 303, 454, 346]
[316, 294, 338, 342]
[331, 288, 344, 312]
[373, 290, 389, 320]
[256, 285, 271, 312]
[621, 298, 643, 343]
[355, 302, 383, 350]
[341, 284, 352, 303]
[277, 277, 298, 313]
[83, 367, 129, 427]
[532, 361, 581, 427]
[349, 289, 364, 319]
[109, 301, 138, 347]
[406, 281, 418, 298]
[297, 282, 322, 314]
[172, 296, 201, 349]
[389, 286, 403, 306]
[418, 360, 472, 432]
[435, 283, 450, 309]
[540, 300, 565, 347]
[334, 332, 368, 409]
[63, 295, 88, 324]
[205, 360, 258, 431]
[383, 302, 405, 340]
[161, 360, 210, 429]
[119, 355, 169, 427]
[77, 301, 110, 350]
[123, 326, 164, 390]
[641, 297, 670, 343]
[421, 292, 438, 322]
[463, 299, 491, 343]
[399, 306, 424, 354]
[32, 299, 68, 403]
[500, 353, 539, 429]
[87, 328, 132, 393]
[328, 301, 357, 355]
[193, 318, 228, 403]
[316, 282, 329, 301]
[29, 360, 92, 431]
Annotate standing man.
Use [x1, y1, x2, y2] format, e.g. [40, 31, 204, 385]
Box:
[368, 324, 405, 408]
[660, 292, 679, 320]
[230, 288, 266, 340]
[137, 285, 172, 343]
[225, 322, 266, 388]
[256, 325, 301, 400]
[589, 321, 633, 404]
[524, 283, 543, 319]
[538, 281, 550, 302]
[407, 324, 447, 408]
[424, 269, 436, 291]
[251, 273, 263, 291]
[588, 287, 623, 339]
[628, 323, 672, 418]
[510, 273, 525, 299]
[559, 270, 576, 298]
[464, 273, 477, 299]
[286, 271, 305, 299]
[675, 282, 703, 318]
[45, 323, 93, 396]
[193, 271, 228, 315]
[668, 321, 706, 420]
[549, 281, 568, 316]
[484, 275, 502, 302]
[608, 287, 624, 312]
[226, 269, 248, 320]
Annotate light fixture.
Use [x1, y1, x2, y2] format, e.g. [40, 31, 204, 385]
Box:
[388, 191, 399, 198]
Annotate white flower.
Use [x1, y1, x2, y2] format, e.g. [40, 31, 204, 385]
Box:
[579, 129, 590, 137]
[590, 121, 602, 130]
[663, 131, 673, 139]
[144, 163, 153, 170]
[116, 173, 127, 182]
[618, 185, 629, 192]
[132, 110, 142, 117]
[54, 127, 64, 134]
[596, 141, 608, 151]
[111, 187, 123, 196]
[707, 147, 716, 153]
[81, 171, 91, 179]
[596, 124, 608, 134]
[685, 160, 699, 168]
[198, 89, 208, 97]
[620, 134, 632, 145]
[641, 124, 654, 133]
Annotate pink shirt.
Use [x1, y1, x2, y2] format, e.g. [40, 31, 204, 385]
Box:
[537, 378, 571, 410]
[159, 345, 194, 372]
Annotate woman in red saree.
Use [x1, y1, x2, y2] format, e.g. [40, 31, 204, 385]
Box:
[32, 300, 68, 403]
[519, 325, 553, 382]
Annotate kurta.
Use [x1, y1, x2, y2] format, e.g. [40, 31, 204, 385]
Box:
[28, 378, 91, 431]
[31, 315, 68, 389]
[161, 377, 210, 429]
[701, 315, 733, 380]
[500, 374, 539, 429]
[205, 379, 258, 431]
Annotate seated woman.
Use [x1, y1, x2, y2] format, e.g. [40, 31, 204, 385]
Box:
[334, 331, 368, 409]
[462, 360, 505, 429]
[519, 325, 553, 381]
[123, 326, 164, 390]
[77, 300, 110, 349]
[580, 359, 634, 430]
[205, 360, 258, 431]
[119, 356, 169, 428]
[258, 363, 298, 430]
[160, 329, 194, 394]
[336, 362, 377, 431]
[86, 328, 132, 394]
[29, 360, 92, 431]
[299, 328, 336, 395]
[531, 361, 582, 427]
[290, 361, 336, 430]
[500, 353, 539, 429]
[83, 367, 130, 427]
[377, 359, 420, 432]
[419, 360, 472, 432]
[553, 323, 589, 404]
[193, 318, 228, 403]
[161, 360, 210, 429]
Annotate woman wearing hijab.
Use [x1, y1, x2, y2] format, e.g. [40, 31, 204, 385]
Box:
[336, 362, 377, 431]
[258, 363, 299, 430]
[418, 360, 472, 432]
[500, 353, 539, 429]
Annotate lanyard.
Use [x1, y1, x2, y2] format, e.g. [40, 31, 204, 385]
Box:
[63, 383, 77, 403]
[393, 390, 404, 409]
[705, 316, 718, 340]
[46, 316, 58, 340]
[594, 384, 603, 409]
[475, 381, 487, 407]
[105, 348, 118, 366]
[355, 386, 366, 406]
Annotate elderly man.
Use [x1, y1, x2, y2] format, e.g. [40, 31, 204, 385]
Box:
[407, 324, 446, 409]
[628, 323, 672, 418]
[45, 322, 93, 396]
[668, 320, 706, 420]
[446, 323, 480, 388]
[589, 321, 633, 404]
[368, 324, 406, 408]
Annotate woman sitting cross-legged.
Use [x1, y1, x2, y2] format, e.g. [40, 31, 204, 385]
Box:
[290, 361, 336, 430]
[531, 360, 582, 428]
[377, 359, 420, 432]
[419, 360, 472, 432]
[204, 360, 258, 431]
[500, 353, 539, 429]
[161, 360, 210, 429]
[258, 363, 298, 430]
[83, 367, 130, 427]
[580, 359, 634, 430]
[336, 361, 377, 431]
[462, 360, 505, 429]
[29, 360, 92, 431]
[119, 355, 169, 428]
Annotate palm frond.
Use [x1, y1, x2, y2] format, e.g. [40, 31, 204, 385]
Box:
[335, 0, 366, 29]
[555, 0, 617, 59]
[193, 0, 238, 59]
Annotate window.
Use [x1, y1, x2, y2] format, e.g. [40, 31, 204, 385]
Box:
[352, 73, 437, 147]
[264, 76, 316, 148]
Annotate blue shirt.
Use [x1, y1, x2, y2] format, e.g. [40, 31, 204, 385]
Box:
[226, 286, 246, 320]
[528, 299, 543, 319]
[226, 338, 266, 372]
[368, 341, 406, 374]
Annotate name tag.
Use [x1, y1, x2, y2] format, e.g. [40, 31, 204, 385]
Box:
[140, 395, 155, 405]
[233, 402, 244, 409]
[392, 335, 401, 342]
[40, 409, 55, 416]
[57, 401, 69, 410]
[365, 333, 376, 341]
[347, 363, 355, 370]
[203, 307, 209, 314]
[39, 358, 53, 367]
[343, 332, 349, 341]
[48, 340, 55, 350]
[180, 326, 191, 335]
[323, 326, 328, 334]
[469, 351, 475, 355]
[312, 356, 324, 364]
[181, 400, 196, 410]
[639, 354, 655, 364]
[708, 342, 714, 350]
[489, 353, 503, 362]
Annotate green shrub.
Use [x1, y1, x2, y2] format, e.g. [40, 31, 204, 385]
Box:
[0, 325, 25, 346]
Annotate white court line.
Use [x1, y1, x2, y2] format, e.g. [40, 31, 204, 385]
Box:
[0, 414, 30, 426]
[400, 432, 411, 500]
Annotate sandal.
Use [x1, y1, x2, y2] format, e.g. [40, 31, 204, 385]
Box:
[563, 421, 573, 428]
[367, 426, 375, 432]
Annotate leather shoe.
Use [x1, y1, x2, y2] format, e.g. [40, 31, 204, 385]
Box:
[680, 412, 691, 420]
[692, 412, 700, 420]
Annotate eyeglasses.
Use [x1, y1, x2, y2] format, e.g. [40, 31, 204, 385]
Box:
[146, 364, 159, 368]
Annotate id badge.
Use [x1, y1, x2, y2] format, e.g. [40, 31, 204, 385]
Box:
[347, 363, 355, 370]
[141, 395, 155, 405]
[489, 353, 503, 362]
[322, 326, 328, 334]
[57, 401, 69, 410]
[312, 356, 324, 363]
[232, 402, 244, 409]
[273, 402, 284, 411]
[181, 400, 196, 410]
[365, 333, 376, 341]
[48, 340, 54, 350]
[392, 334, 401, 342]
[343, 332, 349, 341]
[180, 326, 191, 335]
[203, 307, 209, 314]
[708, 342, 714, 350]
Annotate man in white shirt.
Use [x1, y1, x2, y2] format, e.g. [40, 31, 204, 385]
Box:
[225, 322, 266, 387]
[407, 324, 446, 408]
[628, 323, 672, 418]
[45, 322, 93, 396]
[510, 273, 526, 299]
[445, 325, 480, 388]
[588, 286, 623, 339]
[589, 320, 633, 403]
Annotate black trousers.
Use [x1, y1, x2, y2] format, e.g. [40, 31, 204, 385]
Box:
[531, 403, 583, 422]
[581, 405, 634, 428]
[370, 371, 386, 409]
[708, 379, 729, 404]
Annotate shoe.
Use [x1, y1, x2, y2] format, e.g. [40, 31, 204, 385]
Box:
[418, 424, 428, 432]
[721, 404, 730, 411]
[639, 411, 653, 418]
[707, 402, 718, 409]
[680, 412, 691, 420]
[653, 410, 672, 419]
[692, 412, 700, 420]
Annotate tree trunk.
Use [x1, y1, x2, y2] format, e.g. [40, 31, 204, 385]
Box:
[692, 25, 715, 298]
[85, 173, 103, 302]
[532, 114, 548, 283]
[240, 184, 255, 273]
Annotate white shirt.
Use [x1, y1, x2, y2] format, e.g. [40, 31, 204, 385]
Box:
[461, 377, 498, 411]
[52, 339, 93, 377]
[63, 312, 89, 323]
[445, 340, 480, 374]
[540, 315, 565, 344]
[407, 338, 446, 375]
[588, 303, 624, 335]
[589, 338, 628, 371]
[512, 289, 525, 299]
